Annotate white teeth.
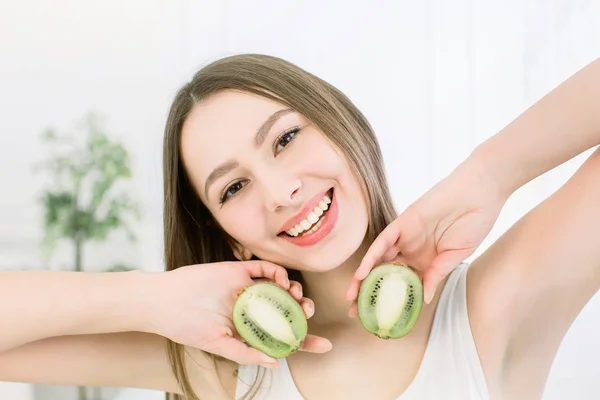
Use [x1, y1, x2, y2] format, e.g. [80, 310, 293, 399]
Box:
[284, 192, 332, 237]
[304, 216, 325, 235]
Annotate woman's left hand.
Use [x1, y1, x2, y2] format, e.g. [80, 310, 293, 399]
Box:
[346, 155, 509, 313]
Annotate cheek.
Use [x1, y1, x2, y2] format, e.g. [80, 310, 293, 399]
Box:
[300, 142, 347, 177]
[218, 200, 267, 246]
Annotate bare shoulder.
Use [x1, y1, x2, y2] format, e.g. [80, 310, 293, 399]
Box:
[466, 147, 600, 398]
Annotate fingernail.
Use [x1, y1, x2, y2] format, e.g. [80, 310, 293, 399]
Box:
[425, 287, 437, 304]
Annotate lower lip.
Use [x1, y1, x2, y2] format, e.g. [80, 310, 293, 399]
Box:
[280, 191, 338, 247]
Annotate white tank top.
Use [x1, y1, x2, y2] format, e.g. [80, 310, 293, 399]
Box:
[235, 262, 490, 399]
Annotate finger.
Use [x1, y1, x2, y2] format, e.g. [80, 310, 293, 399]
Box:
[345, 278, 362, 302]
[345, 248, 410, 303]
[423, 249, 470, 304]
[298, 334, 333, 354]
[347, 301, 358, 318]
[354, 220, 402, 282]
[380, 245, 402, 264]
[346, 242, 400, 301]
[299, 297, 314, 319]
[289, 280, 303, 301]
[242, 260, 290, 290]
[213, 336, 280, 368]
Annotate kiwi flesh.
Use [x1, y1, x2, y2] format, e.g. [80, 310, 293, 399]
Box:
[357, 262, 423, 339]
[232, 282, 308, 358]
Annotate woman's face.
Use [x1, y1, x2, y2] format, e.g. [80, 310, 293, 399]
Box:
[180, 90, 369, 272]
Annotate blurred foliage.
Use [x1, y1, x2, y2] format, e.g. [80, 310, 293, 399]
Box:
[104, 263, 137, 272]
[35, 112, 142, 400]
[35, 112, 142, 272]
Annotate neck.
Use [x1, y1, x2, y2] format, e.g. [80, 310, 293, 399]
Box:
[300, 239, 371, 330]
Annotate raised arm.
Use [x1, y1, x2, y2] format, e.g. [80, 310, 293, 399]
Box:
[0, 261, 329, 396]
[349, 57, 600, 303]
[347, 56, 600, 398]
[474, 57, 600, 197]
[0, 331, 190, 394]
[0, 270, 147, 352]
[0, 270, 200, 395]
[465, 57, 600, 396]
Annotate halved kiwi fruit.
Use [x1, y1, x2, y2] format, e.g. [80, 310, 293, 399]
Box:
[232, 282, 307, 358]
[357, 262, 423, 339]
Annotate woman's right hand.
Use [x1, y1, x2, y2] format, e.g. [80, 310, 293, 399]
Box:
[143, 260, 332, 367]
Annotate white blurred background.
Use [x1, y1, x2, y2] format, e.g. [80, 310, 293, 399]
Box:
[1, 0, 599, 399]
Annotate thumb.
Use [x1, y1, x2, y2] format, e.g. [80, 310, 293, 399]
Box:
[422, 249, 470, 304]
[212, 336, 279, 368]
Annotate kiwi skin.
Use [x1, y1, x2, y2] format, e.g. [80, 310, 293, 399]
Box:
[232, 282, 308, 359]
[357, 262, 424, 339]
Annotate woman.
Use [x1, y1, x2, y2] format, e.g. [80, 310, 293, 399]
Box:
[1, 54, 599, 400]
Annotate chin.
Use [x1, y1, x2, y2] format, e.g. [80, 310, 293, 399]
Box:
[286, 221, 368, 273]
[317, 237, 367, 271]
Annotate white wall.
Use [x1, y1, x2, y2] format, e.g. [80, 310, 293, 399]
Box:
[0, 383, 33, 400]
[1, 0, 599, 399]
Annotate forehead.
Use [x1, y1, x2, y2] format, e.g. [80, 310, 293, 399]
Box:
[185, 90, 286, 135]
[180, 90, 287, 194]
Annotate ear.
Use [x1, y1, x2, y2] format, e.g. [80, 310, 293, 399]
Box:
[232, 244, 253, 261]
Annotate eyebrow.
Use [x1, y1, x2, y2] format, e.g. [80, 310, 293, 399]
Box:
[204, 108, 294, 200]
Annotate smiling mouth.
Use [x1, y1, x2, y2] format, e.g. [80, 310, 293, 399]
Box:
[280, 189, 333, 238]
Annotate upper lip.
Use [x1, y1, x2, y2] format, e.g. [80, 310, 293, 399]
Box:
[278, 189, 331, 234]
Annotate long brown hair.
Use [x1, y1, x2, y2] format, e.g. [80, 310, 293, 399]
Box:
[162, 53, 398, 399]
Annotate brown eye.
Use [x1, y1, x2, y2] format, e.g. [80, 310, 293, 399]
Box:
[275, 127, 300, 153]
[220, 180, 248, 204]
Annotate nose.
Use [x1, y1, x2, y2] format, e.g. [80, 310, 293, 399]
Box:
[260, 170, 302, 212]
